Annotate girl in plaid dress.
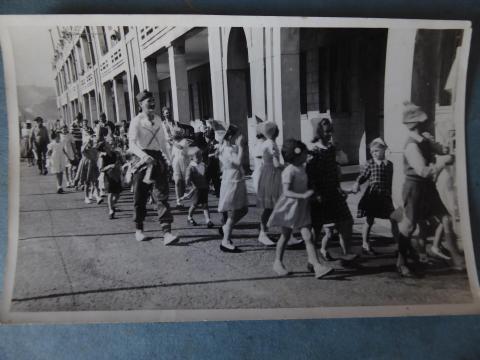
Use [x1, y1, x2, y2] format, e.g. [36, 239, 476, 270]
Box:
[352, 138, 397, 255]
[306, 118, 357, 261]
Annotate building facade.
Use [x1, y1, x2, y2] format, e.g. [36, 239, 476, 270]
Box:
[51, 25, 467, 207]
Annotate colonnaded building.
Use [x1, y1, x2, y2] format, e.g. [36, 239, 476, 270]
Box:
[51, 25, 467, 211]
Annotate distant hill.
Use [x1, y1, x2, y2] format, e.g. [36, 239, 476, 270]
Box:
[17, 85, 58, 123]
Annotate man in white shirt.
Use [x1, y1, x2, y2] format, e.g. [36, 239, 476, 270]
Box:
[129, 90, 179, 245]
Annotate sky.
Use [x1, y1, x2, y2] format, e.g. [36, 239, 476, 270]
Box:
[9, 26, 56, 88]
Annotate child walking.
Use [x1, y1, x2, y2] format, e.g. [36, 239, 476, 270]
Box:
[352, 138, 397, 255]
[98, 140, 123, 219]
[306, 118, 357, 261]
[171, 131, 191, 208]
[182, 147, 214, 228]
[47, 131, 68, 194]
[217, 125, 249, 253]
[256, 122, 283, 246]
[76, 133, 102, 204]
[268, 139, 333, 278]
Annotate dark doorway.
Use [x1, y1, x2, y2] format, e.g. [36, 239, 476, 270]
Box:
[226, 28, 252, 172]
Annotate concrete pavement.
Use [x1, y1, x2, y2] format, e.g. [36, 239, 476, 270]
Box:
[11, 163, 472, 312]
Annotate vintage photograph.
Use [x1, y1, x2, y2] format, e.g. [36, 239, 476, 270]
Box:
[1, 16, 478, 320]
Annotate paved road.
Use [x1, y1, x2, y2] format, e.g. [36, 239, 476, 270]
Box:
[11, 163, 472, 312]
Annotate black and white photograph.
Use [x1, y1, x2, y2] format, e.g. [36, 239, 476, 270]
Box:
[1, 16, 478, 322]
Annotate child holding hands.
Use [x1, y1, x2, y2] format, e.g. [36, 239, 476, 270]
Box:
[351, 138, 397, 255]
[268, 139, 333, 279]
[182, 147, 214, 228]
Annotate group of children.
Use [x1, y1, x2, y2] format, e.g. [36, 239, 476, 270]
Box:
[34, 99, 464, 280]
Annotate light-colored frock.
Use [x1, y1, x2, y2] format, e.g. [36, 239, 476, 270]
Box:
[251, 139, 265, 193]
[267, 164, 311, 230]
[256, 139, 282, 208]
[217, 143, 248, 212]
[47, 141, 67, 174]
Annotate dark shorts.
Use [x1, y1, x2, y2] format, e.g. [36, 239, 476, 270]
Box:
[402, 178, 448, 224]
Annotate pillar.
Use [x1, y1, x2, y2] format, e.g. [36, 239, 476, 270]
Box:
[89, 91, 98, 123]
[267, 28, 301, 145]
[208, 27, 227, 122]
[113, 76, 128, 124]
[103, 81, 116, 123]
[145, 57, 161, 114]
[248, 28, 267, 121]
[383, 28, 417, 207]
[83, 94, 90, 122]
[168, 42, 190, 124]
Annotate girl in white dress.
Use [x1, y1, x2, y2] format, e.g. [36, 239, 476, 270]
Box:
[47, 131, 68, 194]
[268, 139, 333, 279]
[256, 122, 283, 246]
[218, 125, 248, 253]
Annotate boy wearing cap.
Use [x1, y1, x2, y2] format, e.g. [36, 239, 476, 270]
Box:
[128, 90, 179, 245]
[395, 101, 462, 276]
[30, 116, 50, 175]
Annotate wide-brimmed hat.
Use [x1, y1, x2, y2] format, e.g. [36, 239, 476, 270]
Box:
[26, 120, 32, 125]
[403, 101, 427, 125]
[136, 90, 153, 103]
[34, 116, 43, 123]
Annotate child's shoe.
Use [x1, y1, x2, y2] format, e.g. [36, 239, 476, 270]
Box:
[258, 231, 275, 246]
[273, 261, 289, 276]
[135, 230, 147, 242]
[313, 263, 333, 279]
[207, 221, 214, 228]
[187, 217, 197, 226]
[85, 197, 92, 204]
[164, 232, 179, 245]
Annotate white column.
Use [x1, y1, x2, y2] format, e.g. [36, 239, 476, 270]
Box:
[113, 77, 128, 123]
[248, 28, 267, 121]
[208, 27, 227, 122]
[168, 42, 190, 124]
[383, 28, 417, 207]
[267, 28, 301, 145]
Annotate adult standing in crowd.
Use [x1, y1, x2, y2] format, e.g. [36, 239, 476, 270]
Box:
[128, 90, 179, 245]
[30, 116, 50, 175]
[70, 113, 84, 157]
[96, 112, 115, 142]
[20, 120, 34, 166]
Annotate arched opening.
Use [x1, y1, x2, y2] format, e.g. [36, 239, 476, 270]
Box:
[133, 75, 140, 115]
[226, 27, 252, 173]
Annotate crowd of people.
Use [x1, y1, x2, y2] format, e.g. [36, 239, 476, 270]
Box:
[19, 90, 466, 279]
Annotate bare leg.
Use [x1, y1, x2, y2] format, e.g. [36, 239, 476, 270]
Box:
[55, 172, 63, 190]
[273, 227, 291, 276]
[259, 208, 275, 245]
[321, 227, 332, 258]
[441, 214, 464, 268]
[260, 208, 273, 233]
[361, 217, 375, 250]
[338, 219, 353, 255]
[301, 227, 332, 278]
[203, 208, 211, 224]
[431, 223, 451, 260]
[107, 193, 114, 215]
